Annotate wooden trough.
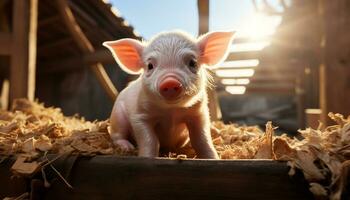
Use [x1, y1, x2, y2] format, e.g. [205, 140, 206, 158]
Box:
[0, 155, 315, 200]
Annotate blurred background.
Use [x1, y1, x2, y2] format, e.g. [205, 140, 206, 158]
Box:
[0, 0, 349, 134]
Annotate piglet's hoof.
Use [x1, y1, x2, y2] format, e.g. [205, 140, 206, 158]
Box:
[113, 139, 135, 151]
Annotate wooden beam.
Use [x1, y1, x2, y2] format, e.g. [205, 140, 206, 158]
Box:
[39, 50, 114, 73]
[9, 0, 38, 103]
[226, 51, 260, 61]
[55, 0, 118, 100]
[198, 0, 221, 121]
[246, 87, 295, 94]
[68, 0, 98, 26]
[0, 32, 12, 55]
[38, 37, 73, 52]
[198, 0, 209, 35]
[38, 15, 60, 27]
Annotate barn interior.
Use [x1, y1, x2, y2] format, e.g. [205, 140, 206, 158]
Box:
[1, 0, 350, 199]
[0, 0, 349, 133]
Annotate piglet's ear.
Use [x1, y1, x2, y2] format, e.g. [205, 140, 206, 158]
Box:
[103, 39, 144, 74]
[197, 31, 235, 67]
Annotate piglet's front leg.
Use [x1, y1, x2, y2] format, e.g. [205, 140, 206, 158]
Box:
[130, 114, 160, 157]
[186, 114, 219, 159]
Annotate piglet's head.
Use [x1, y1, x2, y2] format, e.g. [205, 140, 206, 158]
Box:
[103, 31, 235, 106]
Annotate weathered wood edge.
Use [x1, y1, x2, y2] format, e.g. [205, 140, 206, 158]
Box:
[0, 155, 314, 200]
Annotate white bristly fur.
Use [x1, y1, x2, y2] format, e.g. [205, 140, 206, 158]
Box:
[106, 30, 234, 158]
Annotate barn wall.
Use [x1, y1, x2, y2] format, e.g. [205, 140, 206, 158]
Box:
[36, 63, 129, 121]
[218, 93, 298, 133]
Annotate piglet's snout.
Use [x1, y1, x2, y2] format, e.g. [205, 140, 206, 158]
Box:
[159, 77, 183, 100]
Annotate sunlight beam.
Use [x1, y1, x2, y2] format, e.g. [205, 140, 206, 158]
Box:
[221, 78, 250, 85]
[215, 69, 255, 78]
[225, 86, 246, 95]
[219, 59, 259, 68]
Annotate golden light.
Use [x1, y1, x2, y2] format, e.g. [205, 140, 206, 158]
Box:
[110, 6, 121, 17]
[225, 86, 246, 95]
[230, 41, 270, 52]
[219, 59, 259, 68]
[221, 78, 250, 85]
[237, 12, 282, 39]
[215, 69, 255, 78]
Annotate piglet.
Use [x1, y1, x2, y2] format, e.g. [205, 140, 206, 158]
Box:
[103, 31, 235, 159]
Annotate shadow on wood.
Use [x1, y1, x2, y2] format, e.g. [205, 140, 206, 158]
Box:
[0, 156, 314, 200]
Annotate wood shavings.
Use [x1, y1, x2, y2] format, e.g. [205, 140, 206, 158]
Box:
[273, 138, 296, 161]
[21, 137, 36, 153]
[254, 121, 274, 159]
[0, 99, 121, 157]
[275, 115, 350, 200]
[1, 99, 350, 199]
[11, 156, 41, 176]
[309, 183, 328, 198]
[35, 135, 53, 151]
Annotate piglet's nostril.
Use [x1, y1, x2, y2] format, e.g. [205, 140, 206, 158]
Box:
[159, 77, 183, 100]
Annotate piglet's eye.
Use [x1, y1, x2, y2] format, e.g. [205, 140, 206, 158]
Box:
[189, 59, 197, 68]
[188, 59, 198, 73]
[147, 63, 154, 70]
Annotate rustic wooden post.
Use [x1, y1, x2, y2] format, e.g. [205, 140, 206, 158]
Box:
[198, 0, 222, 121]
[9, 0, 38, 103]
[319, 0, 350, 124]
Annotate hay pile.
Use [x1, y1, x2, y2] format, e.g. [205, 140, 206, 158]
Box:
[211, 115, 350, 199]
[0, 99, 349, 199]
[0, 99, 134, 158]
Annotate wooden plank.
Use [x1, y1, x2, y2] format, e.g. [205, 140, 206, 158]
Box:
[9, 0, 38, 103]
[0, 157, 27, 199]
[0, 156, 311, 200]
[223, 83, 295, 89]
[250, 77, 295, 83]
[319, 0, 350, 125]
[0, 32, 12, 55]
[305, 109, 322, 129]
[227, 51, 260, 61]
[246, 87, 295, 94]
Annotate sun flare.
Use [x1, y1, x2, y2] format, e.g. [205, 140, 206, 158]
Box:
[237, 12, 282, 39]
